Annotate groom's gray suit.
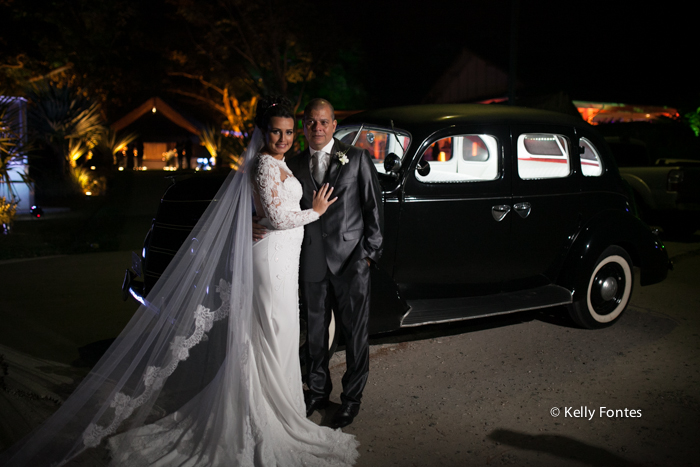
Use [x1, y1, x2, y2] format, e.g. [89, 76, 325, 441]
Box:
[287, 137, 383, 410]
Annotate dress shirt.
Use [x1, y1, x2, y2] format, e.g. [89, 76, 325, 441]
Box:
[308, 139, 336, 184]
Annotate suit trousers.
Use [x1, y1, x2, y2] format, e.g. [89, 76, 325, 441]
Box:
[302, 258, 371, 408]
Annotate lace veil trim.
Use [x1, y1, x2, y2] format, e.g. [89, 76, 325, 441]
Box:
[0, 130, 263, 467]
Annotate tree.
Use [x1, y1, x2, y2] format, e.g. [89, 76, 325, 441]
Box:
[166, 0, 345, 127]
[199, 125, 245, 169]
[0, 95, 30, 232]
[167, 73, 258, 134]
[682, 107, 700, 138]
[2, 0, 368, 146]
[0, 0, 172, 115]
[0, 96, 28, 202]
[25, 83, 112, 199]
[27, 84, 106, 172]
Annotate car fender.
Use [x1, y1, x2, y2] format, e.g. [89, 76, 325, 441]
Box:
[557, 209, 668, 299]
[620, 173, 654, 209]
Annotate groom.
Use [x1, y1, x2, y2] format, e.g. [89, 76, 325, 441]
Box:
[287, 98, 383, 428]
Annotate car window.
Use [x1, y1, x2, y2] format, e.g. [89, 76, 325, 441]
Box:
[416, 134, 499, 183]
[579, 137, 603, 177]
[517, 133, 570, 179]
[335, 126, 410, 174]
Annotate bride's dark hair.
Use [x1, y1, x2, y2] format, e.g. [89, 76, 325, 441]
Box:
[254, 95, 294, 130]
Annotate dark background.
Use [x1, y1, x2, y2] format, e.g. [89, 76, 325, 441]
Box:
[337, 0, 696, 108]
[1, 1, 696, 114]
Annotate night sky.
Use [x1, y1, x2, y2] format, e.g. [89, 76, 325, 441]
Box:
[3, 1, 696, 112]
[337, 1, 697, 109]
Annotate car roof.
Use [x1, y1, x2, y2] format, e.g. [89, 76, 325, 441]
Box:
[340, 104, 587, 133]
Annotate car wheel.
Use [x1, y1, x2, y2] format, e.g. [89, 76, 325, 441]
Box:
[568, 246, 633, 329]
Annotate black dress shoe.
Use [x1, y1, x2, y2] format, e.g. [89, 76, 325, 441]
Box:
[331, 404, 360, 428]
[305, 397, 329, 417]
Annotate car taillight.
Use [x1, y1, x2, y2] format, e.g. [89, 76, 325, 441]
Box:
[667, 170, 683, 192]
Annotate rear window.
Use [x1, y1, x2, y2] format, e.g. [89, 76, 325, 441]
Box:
[517, 133, 571, 179]
[579, 137, 603, 176]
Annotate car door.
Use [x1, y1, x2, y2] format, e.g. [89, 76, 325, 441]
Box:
[506, 125, 581, 290]
[575, 128, 630, 223]
[393, 125, 512, 300]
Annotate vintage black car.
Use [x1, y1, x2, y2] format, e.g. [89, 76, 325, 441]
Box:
[124, 104, 670, 338]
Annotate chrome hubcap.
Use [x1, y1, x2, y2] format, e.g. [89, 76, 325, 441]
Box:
[600, 277, 618, 301]
[591, 262, 626, 315]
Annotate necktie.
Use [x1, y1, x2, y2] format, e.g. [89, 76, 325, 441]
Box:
[312, 151, 327, 185]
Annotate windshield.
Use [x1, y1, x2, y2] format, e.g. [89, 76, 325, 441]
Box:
[335, 125, 411, 174]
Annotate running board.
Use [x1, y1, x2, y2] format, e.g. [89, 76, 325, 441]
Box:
[400, 285, 572, 328]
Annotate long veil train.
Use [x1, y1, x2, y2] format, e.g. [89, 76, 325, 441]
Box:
[1, 130, 263, 466]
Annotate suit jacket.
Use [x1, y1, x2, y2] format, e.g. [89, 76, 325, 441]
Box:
[287, 138, 383, 282]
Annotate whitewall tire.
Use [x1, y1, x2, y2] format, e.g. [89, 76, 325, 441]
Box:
[569, 246, 633, 329]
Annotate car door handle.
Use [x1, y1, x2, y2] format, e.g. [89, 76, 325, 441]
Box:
[491, 205, 511, 222]
[513, 202, 531, 218]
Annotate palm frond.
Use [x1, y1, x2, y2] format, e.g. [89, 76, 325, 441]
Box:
[0, 94, 27, 201]
[102, 128, 139, 156]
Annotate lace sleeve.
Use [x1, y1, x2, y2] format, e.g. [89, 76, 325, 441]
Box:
[254, 156, 320, 230]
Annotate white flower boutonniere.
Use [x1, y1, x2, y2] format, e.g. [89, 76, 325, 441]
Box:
[335, 149, 350, 167]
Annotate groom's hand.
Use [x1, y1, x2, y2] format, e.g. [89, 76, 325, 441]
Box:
[252, 215, 267, 241]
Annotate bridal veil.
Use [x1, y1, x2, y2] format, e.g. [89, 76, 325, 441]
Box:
[1, 130, 263, 466]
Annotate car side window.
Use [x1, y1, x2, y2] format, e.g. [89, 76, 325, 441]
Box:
[335, 126, 411, 174]
[517, 133, 571, 180]
[579, 137, 603, 177]
[416, 134, 499, 183]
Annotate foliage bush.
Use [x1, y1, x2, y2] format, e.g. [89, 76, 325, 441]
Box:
[0, 196, 17, 234]
[0, 96, 29, 204]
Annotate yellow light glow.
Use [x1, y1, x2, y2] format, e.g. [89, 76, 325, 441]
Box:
[438, 151, 446, 162]
[118, 167, 124, 171]
[90, 166, 96, 170]
[472, 142, 478, 157]
[152, 106, 157, 113]
[85, 191, 92, 196]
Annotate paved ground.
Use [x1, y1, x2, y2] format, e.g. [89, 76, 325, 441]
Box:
[0, 251, 137, 365]
[1, 236, 699, 465]
[328, 237, 700, 466]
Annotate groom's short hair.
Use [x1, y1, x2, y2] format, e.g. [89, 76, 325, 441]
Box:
[304, 98, 335, 121]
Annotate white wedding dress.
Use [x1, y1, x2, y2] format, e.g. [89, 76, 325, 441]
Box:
[0, 131, 359, 467]
[103, 154, 359, 466]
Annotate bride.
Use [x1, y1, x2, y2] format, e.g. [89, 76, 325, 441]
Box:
[0, 96, 360, 466]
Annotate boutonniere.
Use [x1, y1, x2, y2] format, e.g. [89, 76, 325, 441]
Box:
[334, 149, 350, 167]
